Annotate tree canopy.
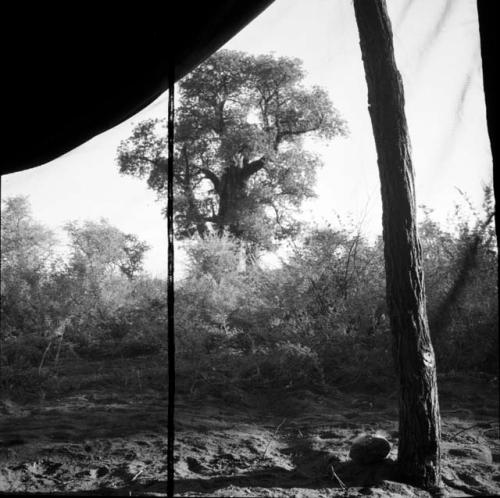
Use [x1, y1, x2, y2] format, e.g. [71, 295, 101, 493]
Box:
[1, 196, 58, 336]
[117, 49, 347, 250]
[1, 196, 57, 278]
[64, 219, 150, 282]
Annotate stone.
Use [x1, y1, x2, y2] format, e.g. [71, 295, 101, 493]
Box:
[349, 434, 391, 465]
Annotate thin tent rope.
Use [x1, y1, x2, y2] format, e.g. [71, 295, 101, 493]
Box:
[166, 64, 175, 497]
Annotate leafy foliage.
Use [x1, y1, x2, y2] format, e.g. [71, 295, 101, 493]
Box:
[117, 50, 348, 249]
[1, 189, 497, 399]
[64, 219, 149, 281]
[1, 196, 58, 342]
[175, 191, 497, 395]
[0, 198, 161, 392]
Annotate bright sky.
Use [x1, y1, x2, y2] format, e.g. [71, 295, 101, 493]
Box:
[1, 0, 492, 278]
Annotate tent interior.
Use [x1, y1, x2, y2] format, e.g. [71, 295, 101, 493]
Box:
[1, 2, 498, 496]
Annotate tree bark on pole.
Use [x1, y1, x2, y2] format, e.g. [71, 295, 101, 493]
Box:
[352, 0, 441, 489]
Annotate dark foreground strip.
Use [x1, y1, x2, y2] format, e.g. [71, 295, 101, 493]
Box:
[167, 55, 176, 498]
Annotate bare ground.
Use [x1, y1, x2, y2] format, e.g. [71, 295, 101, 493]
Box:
[0, 375, 498, 497]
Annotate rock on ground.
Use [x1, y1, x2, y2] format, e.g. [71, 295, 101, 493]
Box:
[349, 434, 391, 465]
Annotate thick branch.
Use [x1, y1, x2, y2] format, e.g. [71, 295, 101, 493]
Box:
[276, 121, 324, 144]
[180, 144, 220, 192]
[136, 154, 160, 165]
[241, 157, 266, 179]
[198, 167, 221, 192]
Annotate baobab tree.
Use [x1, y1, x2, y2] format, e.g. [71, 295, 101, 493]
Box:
[353, 0, 441, 490]
[117, 50, 347, 254]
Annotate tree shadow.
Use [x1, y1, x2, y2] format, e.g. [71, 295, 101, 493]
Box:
[172, 461, 400, 496]
[0, 429, 406, 497]
[170, 436, 401, 496]
[0, 458, 401, 497]
[1, 397, 169, 445]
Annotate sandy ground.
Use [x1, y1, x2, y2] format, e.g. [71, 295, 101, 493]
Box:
[0, 376, 498, 497]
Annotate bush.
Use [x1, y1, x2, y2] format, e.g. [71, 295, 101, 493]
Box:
[2, 194, 496, 399]
[175, 207, 497, 397]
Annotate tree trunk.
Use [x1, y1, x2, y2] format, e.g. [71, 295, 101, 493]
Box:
[217, 166, 250, 237]
[353, 0, 441, 489]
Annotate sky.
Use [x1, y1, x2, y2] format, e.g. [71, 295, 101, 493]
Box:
[1, 0, 493, 278]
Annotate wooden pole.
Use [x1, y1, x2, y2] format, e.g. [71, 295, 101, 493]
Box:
[353, 0, 441, 489]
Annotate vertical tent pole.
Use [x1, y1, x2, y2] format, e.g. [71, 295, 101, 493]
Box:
[167, 60, 176, 497]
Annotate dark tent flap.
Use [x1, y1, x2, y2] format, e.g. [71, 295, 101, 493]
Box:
[2, 1, 274, 174]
